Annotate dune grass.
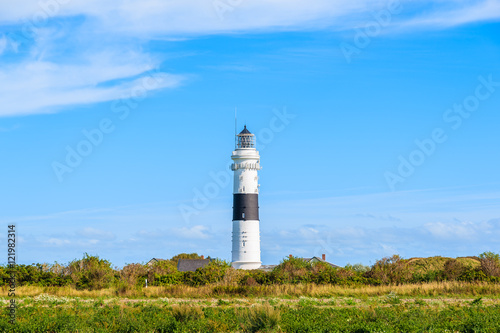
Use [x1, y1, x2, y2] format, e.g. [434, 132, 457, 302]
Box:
[1, 299, 500, 332]
[3, 281, 500, 299]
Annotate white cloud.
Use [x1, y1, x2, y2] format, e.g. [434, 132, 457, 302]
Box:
[0, 35, 7, 55]
[1, 0, 499, 36]
[263, 218, 500, 265]
[0, 0, 378, 34]
[0, 50, 186, 117]
[401, 0, 500, 28]
[0, 0, 498, 117]
[424, 219, 500, 241]
[45, 238, 71, 246]
[171, 225, 211, 239]
[78, 227, 115, 240]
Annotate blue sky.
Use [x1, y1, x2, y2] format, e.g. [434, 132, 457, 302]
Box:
[1, 0, 499, 267]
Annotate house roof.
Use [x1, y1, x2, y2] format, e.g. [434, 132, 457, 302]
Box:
[301, 257, 339, 268]
[177, 259, 211, 272]
[146, 258, 167, 266]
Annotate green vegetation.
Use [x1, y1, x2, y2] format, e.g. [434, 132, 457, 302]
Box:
[1, 299, 500, 332]
[2, 252, 499, 293]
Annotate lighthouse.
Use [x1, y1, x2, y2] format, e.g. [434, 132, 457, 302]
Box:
[231, 126, 262, 270]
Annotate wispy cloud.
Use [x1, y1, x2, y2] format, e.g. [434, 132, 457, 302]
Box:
[4, 185, 499, 266]
[264, 217, 500, 265]
[401, 0, 500, 29]
[1, 1, 498, 117]
[203, 64, 258, 72]
[77, 227, 116, 241]
[354, 213, 402, 222]
[0, 48, 186, 117]
[171, 225, 212, 240]
[424, 218, 500, 241]
[0, 35, 7, 55]
[2, 1, 499, 35]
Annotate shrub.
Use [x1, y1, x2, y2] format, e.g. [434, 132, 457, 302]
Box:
[479, 252, 500, 277]
[364, 255, 412, 285]
[332, 266, 367, 285]
[222, 267, 247, 285]
[345, 263, 370, 274]
[170, 253, 204, 264]
[183, 259, 231, 286]
[67, 253, 115, 290]
[411, 270, 443, 283]
[270, 257, 312, 284]
[120, 263, 148, 288]
[240, 305, 280, 333]
[244, 270, 272, 285]
[443, 259, 466, 281]
[171, 304, 204, 322]
[147, 260, 182, 286]
[310, 262, 336, 284]
[458, 268, 488, 282]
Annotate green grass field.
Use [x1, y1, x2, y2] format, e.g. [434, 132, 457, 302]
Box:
[2, 284, 500, 332]
[2, 253, 500, 332]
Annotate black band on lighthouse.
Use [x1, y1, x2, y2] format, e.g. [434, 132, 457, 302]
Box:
[233, 194, 259, 221]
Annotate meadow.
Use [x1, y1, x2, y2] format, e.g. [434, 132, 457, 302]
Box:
[1, 252, 500, 332]
[1, 287, 500, 332]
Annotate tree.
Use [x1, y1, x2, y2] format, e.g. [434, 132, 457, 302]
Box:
[67, 253, 115, 290]
[479, 252, 500, 277]
[443, 259, 466, 281]
[148, 260, 182, 286]
[170, 253, 203, 264]
[365, 255, 411, 285]
[121, 263, 148, 288]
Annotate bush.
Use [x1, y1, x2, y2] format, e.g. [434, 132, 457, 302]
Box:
[443, 259, 466, 281]
[345, 263, 370, 274]
[479, 252, 500, 277]
[148, 260, 182, 286]
[67, 253, 115, 290]
[415, 270, 443, 283]
[458, 268, 488, 282]
[183, 259, 231, 286]
[310, 262, 336, 284]
[270, 257, 313, 284]
[243, 270, 273, 285]
[239, 305, 280, 333]
[364, 255, 412, 285]
[0, 263, 71, 287]
[120, 263, 148, 288]
[170, 253, 204, 264]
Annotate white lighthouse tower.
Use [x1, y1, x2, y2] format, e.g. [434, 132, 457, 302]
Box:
[231, 126, 262, 270]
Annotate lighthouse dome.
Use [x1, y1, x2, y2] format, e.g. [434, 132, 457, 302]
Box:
[236, 126, 255, 148]
[239, 125, 252, 135]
